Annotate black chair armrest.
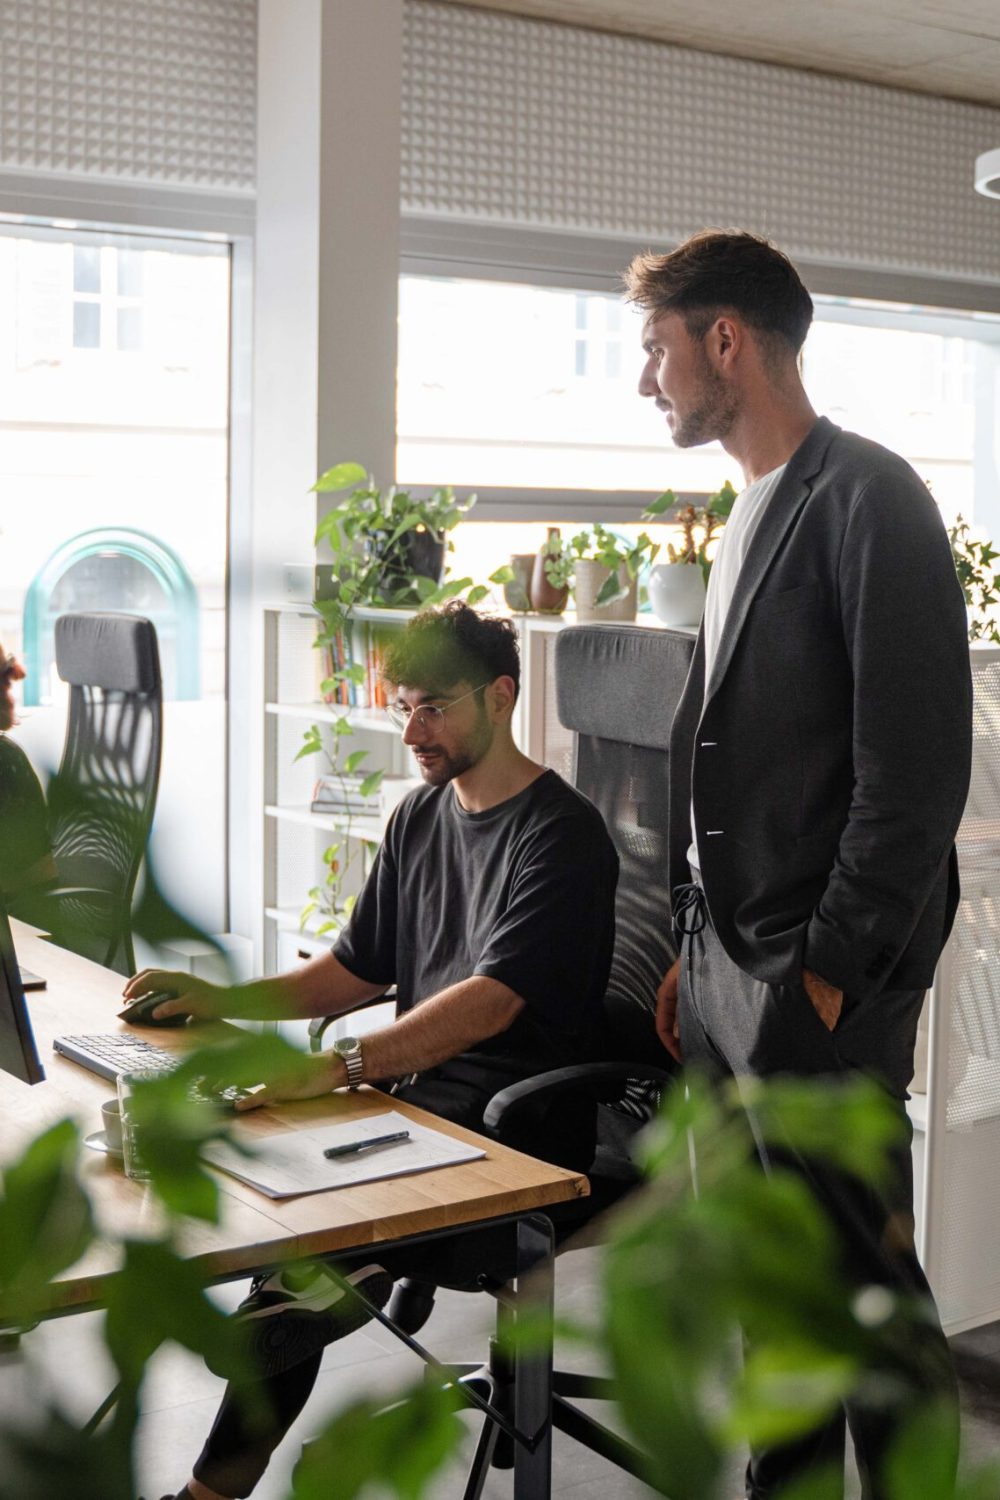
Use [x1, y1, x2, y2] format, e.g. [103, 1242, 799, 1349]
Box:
[46, 885, 119, 903]
[308, 991, 397, 1052]
[483, 1061, 673, 1136]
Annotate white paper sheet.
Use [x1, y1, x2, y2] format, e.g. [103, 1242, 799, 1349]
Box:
[203, 1110, 486, 1199]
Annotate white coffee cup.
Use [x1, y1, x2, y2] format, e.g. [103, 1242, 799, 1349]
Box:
[100, 1097, 124, 1155]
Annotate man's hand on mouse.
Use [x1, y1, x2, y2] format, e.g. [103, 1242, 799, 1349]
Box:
[122, 969, 227, 1022]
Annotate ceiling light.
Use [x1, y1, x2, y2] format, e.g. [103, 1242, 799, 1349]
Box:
[975, 148, 1000, 199]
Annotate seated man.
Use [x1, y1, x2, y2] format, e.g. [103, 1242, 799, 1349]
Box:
[126, 601, 619, 1500]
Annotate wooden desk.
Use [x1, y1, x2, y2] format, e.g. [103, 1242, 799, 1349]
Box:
[5, 923, 589, 1497]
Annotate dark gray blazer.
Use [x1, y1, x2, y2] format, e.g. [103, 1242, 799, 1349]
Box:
[669, 416, 973, 1003]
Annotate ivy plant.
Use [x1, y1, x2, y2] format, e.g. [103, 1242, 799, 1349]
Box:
[301, 463, 508, 929]
[949, 513, 1000, 645]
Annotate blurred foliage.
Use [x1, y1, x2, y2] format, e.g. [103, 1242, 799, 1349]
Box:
[1, 847, 998, 1500]
[291, 1382, 465, 1500]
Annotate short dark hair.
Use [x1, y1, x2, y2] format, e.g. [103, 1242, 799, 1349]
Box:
[623, 229, 813, 356]
[381, 601, 521, 702]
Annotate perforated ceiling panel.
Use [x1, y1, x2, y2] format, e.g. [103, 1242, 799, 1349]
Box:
[0, 0, 256, 191]
[402, 0, 1000, 283]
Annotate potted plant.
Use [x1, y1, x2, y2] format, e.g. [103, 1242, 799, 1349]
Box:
[564, 524, 660, 623]
[644, 480, 737, 626]
[303, 462, 503, 929]
[313, 461, 480, 610]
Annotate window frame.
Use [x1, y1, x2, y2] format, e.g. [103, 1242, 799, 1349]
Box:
[398, 214, 1000, 524]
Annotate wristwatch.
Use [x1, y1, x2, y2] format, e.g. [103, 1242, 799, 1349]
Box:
[332, 1034, 364, 1090]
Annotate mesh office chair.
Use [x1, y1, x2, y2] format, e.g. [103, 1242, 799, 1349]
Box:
[46, 613, 163, 976]
[311, 623, 696, 1489]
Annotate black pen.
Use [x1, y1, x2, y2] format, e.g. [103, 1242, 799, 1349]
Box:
[323, 1129, 411, 1159]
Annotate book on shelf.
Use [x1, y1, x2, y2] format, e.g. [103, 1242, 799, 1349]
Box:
[310, 772, 417, 818]
[311, 772, 380, 815]
[319, 617, 407, 711]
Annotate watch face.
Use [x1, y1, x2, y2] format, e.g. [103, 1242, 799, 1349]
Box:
[335, 1036, 360, 1055]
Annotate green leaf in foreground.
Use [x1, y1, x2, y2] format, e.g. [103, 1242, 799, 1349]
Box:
[0, 1119, 93, 1325]
[0, 1406, 132, 1500]
[292, 1380, 464, 1500]
[104, 1239, 247, 1387]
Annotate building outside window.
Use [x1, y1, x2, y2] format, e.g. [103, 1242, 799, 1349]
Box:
[0, 222, 231, 935]
[72, 245, 144, 352]
[397, 273, 1000, 590]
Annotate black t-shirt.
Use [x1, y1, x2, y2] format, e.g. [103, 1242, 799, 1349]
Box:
[0, 736, 53, 914]
[334, 769, 619, 1094]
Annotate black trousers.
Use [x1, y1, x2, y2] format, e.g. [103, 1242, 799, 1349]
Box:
[678, 903, 957, 1500]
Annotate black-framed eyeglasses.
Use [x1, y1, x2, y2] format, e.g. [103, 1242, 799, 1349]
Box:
[385, 683, 488, 733]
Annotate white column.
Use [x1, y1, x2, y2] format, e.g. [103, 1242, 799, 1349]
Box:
[229, 0, 403, 954]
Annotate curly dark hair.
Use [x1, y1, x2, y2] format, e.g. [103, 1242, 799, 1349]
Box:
[623, 229, 813, 356]
[380, 601, 521, 702]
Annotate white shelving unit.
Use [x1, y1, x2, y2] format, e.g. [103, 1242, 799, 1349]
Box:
[262, 603, 421, 977]
[918, 643, 1000, 1333]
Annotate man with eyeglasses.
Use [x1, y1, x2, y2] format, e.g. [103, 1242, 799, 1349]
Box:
[128, 601, 618, 1500]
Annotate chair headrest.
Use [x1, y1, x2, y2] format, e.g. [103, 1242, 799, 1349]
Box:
[55, 613, 162, 694]
[555, 624, 696, 751]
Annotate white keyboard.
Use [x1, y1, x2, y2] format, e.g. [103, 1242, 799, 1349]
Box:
[53, 1032, 177, 1082]
[53, 1032, 253, 1107]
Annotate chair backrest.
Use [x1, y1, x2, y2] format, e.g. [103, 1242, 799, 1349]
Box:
[49, 613, 163, 973]
[556, 624, 696, 1071]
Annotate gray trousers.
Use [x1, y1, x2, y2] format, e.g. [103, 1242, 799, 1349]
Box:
[677, 904, 957, 1500]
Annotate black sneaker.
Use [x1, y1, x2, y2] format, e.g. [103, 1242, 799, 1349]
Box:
[211, 1262, 393, 1378]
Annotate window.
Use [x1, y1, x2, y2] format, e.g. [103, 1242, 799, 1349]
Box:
[72, 245, 145, 353]
[396, 274, 1000, 531]
[0, 221, 232, 937]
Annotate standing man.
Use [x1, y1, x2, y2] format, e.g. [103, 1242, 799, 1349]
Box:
[626, 231, 972, 1499]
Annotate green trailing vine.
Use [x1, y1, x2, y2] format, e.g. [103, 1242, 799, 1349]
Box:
[949, 513, 1000, 645]
[299, 463, 507, 931]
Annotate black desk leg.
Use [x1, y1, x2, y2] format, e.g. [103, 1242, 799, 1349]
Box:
[513, 1213, 555, 1500]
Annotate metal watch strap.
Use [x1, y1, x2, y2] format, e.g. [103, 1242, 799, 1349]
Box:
[344, 1044, 363, 1090]
[336, 1038, 364, 1090]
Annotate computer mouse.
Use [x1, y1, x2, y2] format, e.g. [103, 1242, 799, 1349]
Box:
[117, 991, 188, 1028]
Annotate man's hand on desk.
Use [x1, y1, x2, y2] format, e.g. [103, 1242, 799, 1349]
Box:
[801, 967, 844, 1031]
[233, 1050, 346, 1111]
[655, 957, 683, 1063]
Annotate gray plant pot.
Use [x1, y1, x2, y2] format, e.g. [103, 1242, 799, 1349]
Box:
[574, 559, 638, 623]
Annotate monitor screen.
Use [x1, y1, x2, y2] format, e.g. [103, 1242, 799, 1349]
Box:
[0, 904, 45, 1085]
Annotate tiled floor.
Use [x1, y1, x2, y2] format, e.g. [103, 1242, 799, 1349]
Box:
[1, 1249, 997, 1499]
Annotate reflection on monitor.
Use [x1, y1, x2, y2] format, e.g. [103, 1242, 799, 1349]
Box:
[0, 903, 45, 1085]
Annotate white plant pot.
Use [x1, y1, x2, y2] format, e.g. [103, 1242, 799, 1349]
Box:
[648, 563, 706, 627]
[573, 560, 638, 623]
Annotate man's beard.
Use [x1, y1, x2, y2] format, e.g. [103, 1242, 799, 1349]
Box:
[671, 357, 739, 449]
[415, 718, 493, 786]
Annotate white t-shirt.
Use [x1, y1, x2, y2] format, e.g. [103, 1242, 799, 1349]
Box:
[688, 463, 787, 875]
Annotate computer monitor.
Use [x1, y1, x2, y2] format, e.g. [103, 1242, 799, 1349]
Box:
[0, 903, 45, 1085]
